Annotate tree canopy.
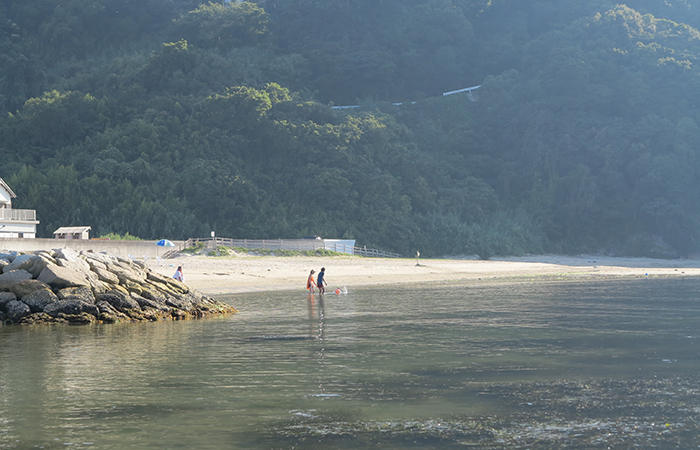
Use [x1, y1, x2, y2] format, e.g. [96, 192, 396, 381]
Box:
[2, 0, 700, 258]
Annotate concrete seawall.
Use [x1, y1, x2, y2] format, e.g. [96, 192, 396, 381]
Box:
[0, 238, 184, 259]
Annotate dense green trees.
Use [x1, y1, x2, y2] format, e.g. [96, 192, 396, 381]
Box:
[171, 1, 270, 48]
[462, 3, 700, 255]
[263, 0, 477, 102]
[2, 0, 700, 258]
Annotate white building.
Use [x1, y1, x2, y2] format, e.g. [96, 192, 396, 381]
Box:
[0, 177, 39, 238]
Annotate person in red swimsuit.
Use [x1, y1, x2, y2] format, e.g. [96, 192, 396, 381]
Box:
[307, 269, 316, 293]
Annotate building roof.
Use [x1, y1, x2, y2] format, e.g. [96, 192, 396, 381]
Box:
[0, 178, 17, 198]
[53, 226, 92, 235]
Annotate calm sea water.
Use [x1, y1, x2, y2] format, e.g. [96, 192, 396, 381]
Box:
[2, 278, 700, 449]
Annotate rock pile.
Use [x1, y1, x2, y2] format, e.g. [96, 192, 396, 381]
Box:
[0, 249, 236, 325]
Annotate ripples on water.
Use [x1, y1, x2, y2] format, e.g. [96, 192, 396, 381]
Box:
[1, 278, 700, 449]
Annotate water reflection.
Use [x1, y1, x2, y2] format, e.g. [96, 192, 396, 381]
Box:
[307, 293, 329, 401]
[306, 293, 325, 341]
[2, 278, 700, 449]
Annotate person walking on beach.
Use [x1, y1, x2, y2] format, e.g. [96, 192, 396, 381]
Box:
[173, 266, 185, 282]
[316, 267, 327, 294]
[307, 269, 316, 294]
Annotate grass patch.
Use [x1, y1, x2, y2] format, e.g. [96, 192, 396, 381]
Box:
[207, 245, 233, 257]
[98, 232, 142, 240]
[182, 242, 206, 254]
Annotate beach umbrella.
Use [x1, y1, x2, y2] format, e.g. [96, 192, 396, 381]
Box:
[155, 239, 175, 259]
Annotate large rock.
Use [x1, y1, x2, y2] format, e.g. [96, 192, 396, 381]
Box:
[55, 250, 97, 291]
[5, 300, 31, 323]
[1, 251, 19, 262]
[43, 300, 99, 318]
[54, 248, 89, 267]
[139, 284, 168, 304]
[57, 286, 95, 303]
[0, 249, 236, 325]
[95, 292, 141, 313]
[56, 257, 91, 277]
[114, 257, 147, 273]
[130, 259, 148, 271]
[83, 270, 108, 295]
[4, 254, 38, 273]
[9, 279, 51, 299]
[91, 266, 119, 284]
[61, 312, 97, 324]
[106, 284, 130, 296]
[165, 296, 193, 312]
[22, 289, 58, 313]
[0, 292, 17, 310]
[83, 251, 111, 266]
[0, 269, 33, 283]
[38, 264, 90, 289]
[27, 255, 54, 278]
[35, 250, 57, 260]
[0, 269, 33, 289]
[86, 258, 108, 272]
[145, 280, 177, 297]
[18, 312, 63, 325]
[122, 280, 146, 295]
[131, 292, 170, 312]
[95, 300, 131, 323]
[108, 264, 146, 286]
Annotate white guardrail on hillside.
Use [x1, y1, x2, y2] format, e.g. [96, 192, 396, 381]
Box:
[331, 84, 481, 110]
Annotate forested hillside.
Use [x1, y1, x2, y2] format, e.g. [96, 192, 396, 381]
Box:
[1, 0, 700, 258]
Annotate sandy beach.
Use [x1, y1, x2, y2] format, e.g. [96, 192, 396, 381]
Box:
[150, 253, 700, 296]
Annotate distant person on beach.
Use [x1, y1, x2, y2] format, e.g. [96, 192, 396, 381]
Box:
[173, 266, 185, 282]
[316, 267, 327, 294]
[307, 269, 316, 293]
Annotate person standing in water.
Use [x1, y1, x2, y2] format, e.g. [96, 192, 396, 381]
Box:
[307, 269, 316, 294]
[316, 267, 327, 294]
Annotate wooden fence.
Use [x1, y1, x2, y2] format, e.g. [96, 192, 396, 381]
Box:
[172, 237, 402, 259]
[352, 246, 403, 258]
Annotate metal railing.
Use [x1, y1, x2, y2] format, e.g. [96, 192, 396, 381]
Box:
[178, 237, 402, 258]
[352, 246, 403, 258]
[0, 208, 37, 221]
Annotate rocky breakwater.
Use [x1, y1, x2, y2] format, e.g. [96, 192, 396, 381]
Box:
[0, 249, 236, 325]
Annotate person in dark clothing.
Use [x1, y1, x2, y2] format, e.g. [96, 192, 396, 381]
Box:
[316, 267, 327, 294]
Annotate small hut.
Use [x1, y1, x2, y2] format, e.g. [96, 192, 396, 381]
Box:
[53, 226, 91, 240]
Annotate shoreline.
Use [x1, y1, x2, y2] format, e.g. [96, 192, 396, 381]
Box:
[150, 254, 700, 296]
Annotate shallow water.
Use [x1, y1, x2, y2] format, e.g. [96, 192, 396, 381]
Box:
[2, 278, 700, 449]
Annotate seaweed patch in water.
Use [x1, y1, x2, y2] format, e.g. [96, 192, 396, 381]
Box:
[271, 376, 700, 449]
